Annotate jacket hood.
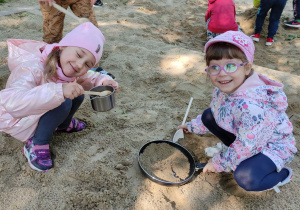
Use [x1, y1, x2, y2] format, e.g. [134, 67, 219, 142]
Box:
[7, 39, 46, 72]
[232, 72, 288, 111]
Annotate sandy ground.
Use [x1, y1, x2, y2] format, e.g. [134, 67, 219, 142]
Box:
[0, 0, 300, 209]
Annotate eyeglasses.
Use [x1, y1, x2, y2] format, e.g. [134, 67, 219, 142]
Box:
[205, 62, 248, 76]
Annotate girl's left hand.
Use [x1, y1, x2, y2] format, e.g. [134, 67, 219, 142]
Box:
[178, 123, 189, 133]
[203, 159, 217, 173]
[102, 79, 119, 91]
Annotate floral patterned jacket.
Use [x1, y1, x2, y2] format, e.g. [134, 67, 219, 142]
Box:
[187, 72, 297, 172]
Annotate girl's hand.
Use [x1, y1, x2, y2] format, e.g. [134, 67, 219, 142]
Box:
[38, 0, 55, 6]
[203, 159, 217, 173]
[62, 82, 84, 100]
[102, 79, 119, 91]
[178, 123, 189, 133]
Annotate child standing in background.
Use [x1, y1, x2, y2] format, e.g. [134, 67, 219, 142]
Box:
[0, 22, 118, 172]
[38, 0, 98, 44]
[178, 31, 296, 193]
[205, 0, 239, 40]
[250, 0, 288, 45]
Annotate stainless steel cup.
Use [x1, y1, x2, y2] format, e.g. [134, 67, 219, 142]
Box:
[89, 85, 115, 112]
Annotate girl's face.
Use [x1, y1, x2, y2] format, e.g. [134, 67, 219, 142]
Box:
[208, 58, 252, 94]
[59, 46, 95, 77]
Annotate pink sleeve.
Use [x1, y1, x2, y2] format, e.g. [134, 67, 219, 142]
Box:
[76, 70, 114, 90]
[1, 66, 64, 118]
[187, 114, 210, 135]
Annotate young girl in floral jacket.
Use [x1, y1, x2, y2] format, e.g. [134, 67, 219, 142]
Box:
[178, 31, 296, 193]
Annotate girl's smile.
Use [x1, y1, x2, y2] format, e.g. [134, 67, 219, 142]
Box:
[219, 80, 232, 84]
[70, 63, 77, 73]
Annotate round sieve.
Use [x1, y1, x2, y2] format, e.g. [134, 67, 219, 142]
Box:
[138, 140, 206, 186]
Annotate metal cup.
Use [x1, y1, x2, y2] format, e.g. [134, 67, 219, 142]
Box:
[89, 85, 115, 112]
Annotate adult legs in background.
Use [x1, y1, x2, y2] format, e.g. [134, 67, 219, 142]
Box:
[234, 153, 289, 191]
[70, 0, 98, 27]
[40, 0, 66, 44]
[201, 108, 236, 147]
[267, 0, 287, 38]
[40, 0, 98, 44]
[32, 95, 84, 145]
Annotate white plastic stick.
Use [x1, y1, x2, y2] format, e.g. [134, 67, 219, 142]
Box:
[181, 97, 193, 125]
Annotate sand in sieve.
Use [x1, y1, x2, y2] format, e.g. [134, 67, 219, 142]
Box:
[139, 142, 191, 183]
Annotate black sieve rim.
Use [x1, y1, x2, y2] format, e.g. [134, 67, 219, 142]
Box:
[137, 140, 197, 186]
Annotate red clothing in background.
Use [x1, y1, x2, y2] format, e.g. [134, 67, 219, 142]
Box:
[205, 0, 239, 33]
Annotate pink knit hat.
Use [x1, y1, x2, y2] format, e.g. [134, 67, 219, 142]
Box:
[57, 22, 105, 65]
[204, 31, 255, 63]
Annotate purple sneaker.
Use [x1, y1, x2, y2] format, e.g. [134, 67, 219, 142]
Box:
[57, 118, 87, 133]
[23, 138, 53, 172]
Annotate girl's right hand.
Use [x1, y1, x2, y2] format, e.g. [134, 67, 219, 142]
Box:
[203, 159, 217, 173]
[62, 82, 84, 100]
[178, 123, 189, 133]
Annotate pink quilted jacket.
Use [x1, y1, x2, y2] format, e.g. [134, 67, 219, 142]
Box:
[0, 39, 112, 142]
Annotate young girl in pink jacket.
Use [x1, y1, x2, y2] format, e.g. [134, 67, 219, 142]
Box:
[178, 31, 296, 193]
[0, 22, 118, 172]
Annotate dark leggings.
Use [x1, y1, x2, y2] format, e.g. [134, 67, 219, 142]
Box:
[254, 0, 287, 38]
[32, 95, 84, 145]
[201, 108, 289, 191]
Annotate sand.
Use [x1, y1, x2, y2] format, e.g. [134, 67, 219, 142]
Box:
[0, 0, 300, 209]
[139, 141, 191, 183]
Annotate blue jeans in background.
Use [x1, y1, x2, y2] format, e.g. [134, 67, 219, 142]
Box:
[254, 0, 288, 38]
[32, 95, 84, 145]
